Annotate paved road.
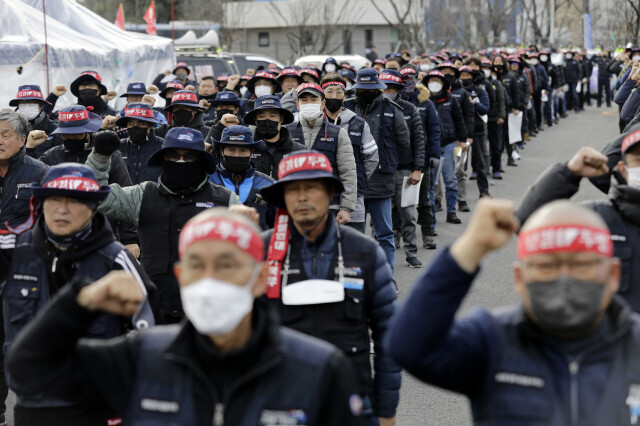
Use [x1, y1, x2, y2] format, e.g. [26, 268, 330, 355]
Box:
[2, 106, 620, 426]
[393, 105, 620, 425]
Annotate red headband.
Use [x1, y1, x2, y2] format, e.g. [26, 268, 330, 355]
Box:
[172, 92, 198, 103]
[301, 68, 319, 78]
[17, 90, 44, 99]
[321, 81, 346, 89]
[379, 73, 403, 84]
[517, 225, 613, 259]
[125, 108, 154, 118]
[44, 177, 100, 192]
[81, 71, 102, 82]
[166, 81, 184, 89]
[59, 110, 89, 122]
[178, 216, 264, 262]
[278, 153, 333, 179]
[622, 129, 640, 154]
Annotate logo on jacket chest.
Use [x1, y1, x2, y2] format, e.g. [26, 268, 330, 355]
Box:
[627, 384, 640, 424]
[140, 398, 180, 413]
[259, 409, 307, 425]
[195, 202, 216, 208]
[494, 372, 545, 389]
[319, 137, 335, 142]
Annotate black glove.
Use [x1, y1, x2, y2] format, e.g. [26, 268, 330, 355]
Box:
[93, 130, 121, 156]
[429, 156, 441, 170]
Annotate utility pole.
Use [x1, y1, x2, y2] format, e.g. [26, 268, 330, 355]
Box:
[550, 0, 555, 45]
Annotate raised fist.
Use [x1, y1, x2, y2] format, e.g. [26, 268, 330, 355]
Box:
[26, 130, 48, 148]
[567, 147, 609, 178]
[102, 115, 117, 130]
[53, 85, 67, 97]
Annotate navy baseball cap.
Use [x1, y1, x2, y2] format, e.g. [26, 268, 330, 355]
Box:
[164, 90, 206, 111]
[352, 68, 387, 90]
[148, 127, 216, 173]
[260, 150, 347, 208]
[243, 95, 294, 125]
[211, 91, 241, 107]
[116, 103, 159, 127]
[378, 69, 405, 88]
[120, 82, 147, 98]
[31, 163, 111, 201]
[70, 70, 108, 97]
[51, 105, 102, 135]
[9, 85, 51, 107]
[337, 69, 356, 83]
[213, 125, 266, 151]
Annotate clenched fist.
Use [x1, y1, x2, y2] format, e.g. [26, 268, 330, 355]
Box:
[567, 147, 609, 178]
[26, 130, 48, 148]
[221, 113, 239, 127]
[53, 85, 67, 97]
[77, 271, 144, 316]
[103, 91, 117, 102]
[451, 199, 519, 273]
[102, 115, 117, 130]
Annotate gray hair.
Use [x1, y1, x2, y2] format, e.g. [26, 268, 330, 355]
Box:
[0, 109, 29, 140]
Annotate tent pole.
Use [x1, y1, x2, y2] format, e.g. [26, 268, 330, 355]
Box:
[171, 0, 175, 49]
[42, 0, 50, 93]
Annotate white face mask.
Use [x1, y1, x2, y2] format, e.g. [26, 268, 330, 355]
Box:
[299, 102, 323, 121]
[254, 85, 272, 98]
[633, 56, 640, 62]
[325, 64, 337, 73]
[540, 55, 548, 62]
[240, 86, 248, 97]
[483, 69, 491, 78]
[530, 58, 539, 65]
[18, 103, 41, 120]
[420, 64, 432, 72]
[428, 81, 443, 93]
[565, 54, 572, 60]
[627, 166, 640, 189]
[180, 269, 259, 336]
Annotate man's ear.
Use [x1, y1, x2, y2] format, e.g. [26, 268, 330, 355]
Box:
[617, 160, 627, 181]
[173, 262, 182, 280]
[252, 262, 269, 297]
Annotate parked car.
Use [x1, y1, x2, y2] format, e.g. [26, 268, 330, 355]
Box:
[294, 54, 371, 70]
[231, 53, 286, 74]
[176, 51, 239, 84]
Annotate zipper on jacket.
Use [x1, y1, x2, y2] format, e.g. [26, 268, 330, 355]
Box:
[569, 360, 579, 426]
[213, 403, 224, 426]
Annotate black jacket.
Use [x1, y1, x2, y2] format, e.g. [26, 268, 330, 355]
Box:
[564, 58, 582, 83]
[251, 127, 306, 179]
[499, 70, 523, 112]
[395, 97, 426, 171]
[35, 144, 138, 246]
[516, 164, 640, 312]
[7, 291, 362, 426]
[431, 91, 467, 145]
[119, 133, 164, 185]
[450, 82, 475, 137]
[28, 111, 63, 158]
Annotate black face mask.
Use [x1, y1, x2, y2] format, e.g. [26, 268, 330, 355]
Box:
[216, 108, 235, 121]
[63, 135, 88, 153]
[356, 90, 379, 105]
[222, 155, 251, 173]
[461, 79, 473, 88]
[256, 119, 280, 139]
[165, 97, 173, 107]
[161, 159, 206, 192]
[128, 126, 148, 144]
[325, 98, 344, 113]
[172, 109, 194, 126]
[444, 74, 456, 84]
[526, 276, 605, 338]
[78, 89, 101, 108]
[199, 93, 217, 102]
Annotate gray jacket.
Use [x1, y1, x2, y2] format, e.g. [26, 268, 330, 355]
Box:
[299, 118, 358, 212]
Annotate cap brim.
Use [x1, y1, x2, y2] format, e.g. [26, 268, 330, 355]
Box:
[10, 98, 51, 107]
[244, 107, 294, 125]
[119, 92, 147, 98]
[259, 172, 346, 209]
[164, 101, 206, 112]
[51, 118, 102, 135]
[31, 184, 111, 201]
[214, 139, 266, 153]
[352, 82, 387, 90]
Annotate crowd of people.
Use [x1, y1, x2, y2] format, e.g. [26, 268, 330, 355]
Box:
[0, 42, 638, 425]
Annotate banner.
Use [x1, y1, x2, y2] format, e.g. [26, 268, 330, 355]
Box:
[583, 13, 593, 49]
[115, 3, 125, 30]
[143, 1, 157, 36]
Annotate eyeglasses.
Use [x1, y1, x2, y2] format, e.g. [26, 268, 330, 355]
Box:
[163, 151, 200, 162]
[523, 258, 607, 280]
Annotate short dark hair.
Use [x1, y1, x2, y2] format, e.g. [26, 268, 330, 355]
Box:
[320, 73, 347, 87]
[201, 76, 215, 82]
[624, 143, 640, 163]
[464, 56, 482, 67]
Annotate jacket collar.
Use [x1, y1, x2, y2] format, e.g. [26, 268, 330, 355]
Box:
[3, 147, 27, 178]
[217, 163, 256, 180]
[609, 174, 640, 228]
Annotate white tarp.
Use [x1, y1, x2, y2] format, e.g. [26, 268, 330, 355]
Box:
[0, 0, 175, 109]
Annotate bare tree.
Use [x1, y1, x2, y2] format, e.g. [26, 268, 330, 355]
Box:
[369, 0, 427, 51]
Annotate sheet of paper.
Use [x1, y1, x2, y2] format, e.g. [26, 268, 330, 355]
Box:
[400, 174, 423, 208]
[508, 112, 523, 145]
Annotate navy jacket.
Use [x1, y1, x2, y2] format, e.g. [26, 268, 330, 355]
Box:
[7, 290, 361, 426]
[387, 248, 640, 426]
[431, 91, 467, 146]
[262, 218, 401, 417]
[119, 133, 164, 185]
[422, 100, 442, 163]
[0, 149, 48, 281]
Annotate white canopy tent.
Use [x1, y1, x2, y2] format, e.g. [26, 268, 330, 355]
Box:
[0, 0, 175, 109]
